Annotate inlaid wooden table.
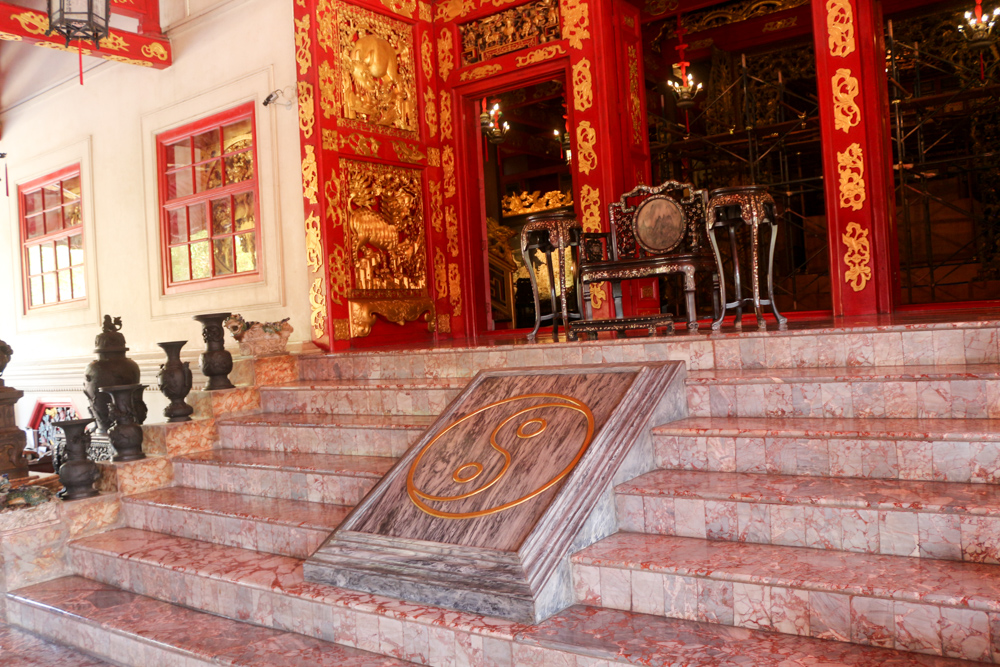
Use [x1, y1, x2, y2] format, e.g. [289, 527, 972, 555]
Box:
[520, 210, 584, 341]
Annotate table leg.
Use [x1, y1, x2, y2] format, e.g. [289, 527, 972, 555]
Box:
[545, 249, 559, 340]
[727, 224, 743, 328]
[750, 222, 765, 329]
[766, 220, 788, 326]
[709, 223, 727, 331]
[524, 244, 542, 341]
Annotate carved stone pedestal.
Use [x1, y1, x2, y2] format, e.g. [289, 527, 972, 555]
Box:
[0, 383, 30, 484]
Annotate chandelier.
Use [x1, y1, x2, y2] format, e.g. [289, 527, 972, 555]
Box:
[480, 102, 510, 144]
[958, 0, 1000, 51]
[668, 18, 703, 110]
[46, 0, 111, 49]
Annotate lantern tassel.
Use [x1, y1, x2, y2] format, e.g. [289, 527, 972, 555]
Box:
[79, 42, 84, 85]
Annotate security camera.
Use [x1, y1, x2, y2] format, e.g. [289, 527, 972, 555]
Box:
[263, 90, 281, 107]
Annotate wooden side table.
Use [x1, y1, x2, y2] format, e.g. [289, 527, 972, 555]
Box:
[520, 210, 584, 341]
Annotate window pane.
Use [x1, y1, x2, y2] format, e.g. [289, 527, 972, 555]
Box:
[29, 276, 43, 306]
[225, 151, 254, 185]
[213, 237, 234, 276]
[45, 208, 63, 234]
[222, 119, 253, 153]
[190, 241, 211, 279]
[27, 245, 41, 275]
[26, 214, 44, 239]
[195, 160, 223, 192]
[167, 169, 194, 199]
[188, 203, 208, 240]
[43, 273, 57, 304]
[72, 267, 86, 299]
[193, 129, 221, 162]
[24, 190, 43, 216]
[40, 242, 56, 273]
[167, 208, 186, 244]
[55, 238, 70, 269]
[69, 234, 84, 266]
[234, 192, 255, 231]
[235, 232, 257, 273]
[170, 246, 190, 282]
[211, 198, 232, 235]
[63, 175, 81, 201]
[58, 269, 72, 301]
[43, 183, 61, 210]
[167, 138, 191, 169]
[63, 202, 82, 228]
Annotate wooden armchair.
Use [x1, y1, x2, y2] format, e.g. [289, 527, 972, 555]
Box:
[571, 181, 716, 334]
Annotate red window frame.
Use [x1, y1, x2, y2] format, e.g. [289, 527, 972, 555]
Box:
[156, 102, 262, 293]
[19, 164, 86, 312]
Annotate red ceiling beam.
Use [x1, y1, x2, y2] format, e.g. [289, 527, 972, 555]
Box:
[0, 3, 171, 69]
[111, 0, 162, 36]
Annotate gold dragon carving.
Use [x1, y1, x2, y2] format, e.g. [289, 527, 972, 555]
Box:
[393, 142, 427, 163]
[438, 31, 455, 81]
[515, 44, 567, 67]
[842, 221, 871, 292]
[460, 63, 503, 81]
[302, 146, 319, 204]
[440, 93, 453, 139]
[837, 142, 866, 211]
[562, 0, 591, 49]
[459, 0, 561, 66]
[295, 14, 312, 75]
[826, 0, 855, 58]
[298, 82, 316, 138]
[340, 133, 382, 157]
[572, 59, 593, 111]
[576, 121, 598, 174]
[443, 146, 457, 198]
[502, 191, 574, 217]
[832, 68, 860, 133]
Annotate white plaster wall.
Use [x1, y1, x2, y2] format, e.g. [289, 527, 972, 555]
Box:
[0, 0, 311, 426]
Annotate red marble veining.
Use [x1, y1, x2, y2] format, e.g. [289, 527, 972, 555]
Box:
[174, 449, 396, 476]
[653, 416, 1000, 441]
[0, 622, 113, 666]
[516, 604, 990, 666]
[218, 412, 436, 430]
[618, 469, 1000, 515]
[687, 365, 1000, 384]
[125, 487, 350, 530]
[266, 379, 469, 390]
[574, 532, 1000, 612]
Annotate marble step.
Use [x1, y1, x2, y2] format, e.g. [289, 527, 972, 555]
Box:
[259, 379, 466, 417]
[217, 412, 434, 457]
[653, 417, 1000, 483]
[172, 449, 395, 505]
[615, 469, 1000, 562]
[0, 623, 115, 666]
[686, 365, 1000, 419]
[121, 487, 349, 558]
[7, 576, 418, 666]
[572, 532, 1000, 662]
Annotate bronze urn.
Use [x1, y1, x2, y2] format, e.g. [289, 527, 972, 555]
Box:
[83, 316, 140, 434]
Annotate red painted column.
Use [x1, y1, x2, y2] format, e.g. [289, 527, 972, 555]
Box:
[812, 0, 898, 316]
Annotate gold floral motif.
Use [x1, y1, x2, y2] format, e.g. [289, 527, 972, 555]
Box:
[443, 146, 456, 198]
[304, 212, 323, 272]
[427, 147, 441, 167]
[329, 247, 351, 303]
[682, 0, 806, 33]
[842, 221, 871, 292]
[340, 133, 382, 157]
[38, 42, 92, 56]
[446, 206, 459, 256]
[576, 121, 598, 174]
[440, 93, 453, 140]
[298, 81, 315, 139]
[502, 190, 573, 217]
[459, 0, 560, 66]
[459, 63, 502, 81]
[643, 0, 678, 16]
[302, 146, 319, 204]
[99, 34, 128, 51]
[421, 32, 434, 77]
[434, 248, 448, 299]
[319, 61, 337, 119]
[437, 313, 451, 333]
[317, 0, 335, 52]
[515, 44, 566, 67]
[627, 46, 642, 146]
[295, 14, 312, 74]
[322, 128, 339, 150]
[333, 319, 351, 340]
[379, 0, 416, 19]
[826, 0, 855, 57]
[580, 185, 601, 232]
[349, 298, 434, 337]
[435, 0, 475, 22]
[763, 16, 797, 31]
[562, 0, 591, 50]
[430, 181, 444, 232]
[622, 14, 635, 28]
[392, 142, 427, 163]
[12, 11, 47, 35]
[448, 264, 462, 316]
[101, 53, 150, 66]
[572, 59, 593, 112]
[309, 278, 327, 337]
[419, 1, 432, 21]
[425, 88, 438, 137]
[140, 42, 168, 60]
[590, 282, 607, 309]
[0, 32, 23, 41]
[438, 31, 455, 81]
[837, 142, 866, 211]
[326, 171, 342, 228]
[832, 68, 860, 134]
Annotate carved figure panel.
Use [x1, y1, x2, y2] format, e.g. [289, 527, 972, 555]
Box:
[459, 0, 560, 66]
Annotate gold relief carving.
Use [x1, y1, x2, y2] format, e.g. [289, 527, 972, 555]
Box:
[832, 68, 861, 134]
[575, 121, 598, 175]
[350, 299, 434, 337]
[329, 247, 351, 303]
[346, 160, 428, 292]
[842, 221, 871, 292]
[317, 0, 335, 52]
[0, 32, 23, 41]
[338, 3, 417, 133]
[430, 181, 444, 232]
[643, 0, 678, 16]
[140, 42, 168, 61]
[302, 146, 319, 204]
[590, 282, 607, 309]
[392, 141, 427, 164]
[12, 11, 47, 34]
[326, 172, 342, 228]
[295, 14, 312, 74]
[39, 42, 92, 56]
[627, 45, 642, 146]
[340, 133, 382, 157]
[322, 128, 339, 150]
[440, 94, 453, 140]
[378, 0, 416, 19]
[437, 313, 452, 333]
[682, 0, 806, 34]
[333, 319, 351, 340]
[837, 142, 866, 211]
[763, 16, 797, 31]
[438, 31, 455, 81]
[304, 212, 323, 272]
[622, 14, 634, 28]
[562, 0, 591, 50]
[436, 0, 476, 21]
[572, 59, 593, 112]
[421, 32, 433, 77]
[514, 44, 566, 67]
[298, 81, 316, 139]
[459, 0, 560, 66]
[102, 54, 151, 66]
[446, 206, 460, 256]
[580, 185, 601, 232]
[443, 146, 456, 198]
[448, 263, 462, 315]
[309, 278, 327, 337]
[405, 393, 594, 519]
[826, 0, 855, 57]
[425, 88, 438, 137]
[318, 61, 338, 119]
[427, 147, 441, 167]
[419, 1, 432, 21]
[459, 64, 503, 81]
[502, 190, 573, 217]
[434, 248, 448, 299]
[99, 34, 129, 51]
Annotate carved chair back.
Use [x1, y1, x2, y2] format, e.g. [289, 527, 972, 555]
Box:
[605, 181, 709, 262]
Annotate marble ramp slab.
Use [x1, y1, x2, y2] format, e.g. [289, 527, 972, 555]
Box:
[305, 362, 686, 622]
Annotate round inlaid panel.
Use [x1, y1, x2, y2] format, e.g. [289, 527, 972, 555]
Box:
[634, 196, 685, 254]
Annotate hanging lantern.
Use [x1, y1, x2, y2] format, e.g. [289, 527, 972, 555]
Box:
[480, 101, 510, 145]
[959, 0, 1000, 51]
[46, 0, 111, 50]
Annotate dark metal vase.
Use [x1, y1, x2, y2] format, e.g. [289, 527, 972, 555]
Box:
[101, 384, 147, 462]
[157, 341, 194, 422]
[84, 316, 140, 434]
[55, 418, 100, 500]
[193, 313, 235, 391]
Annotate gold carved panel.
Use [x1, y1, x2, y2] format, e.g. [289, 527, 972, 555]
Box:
[438, 30, 455, 81]
[448, 263, 462, 315]
[459, 0, 561, 66]
[572, 59, 593, 112]
[298, 82, 315, 138]
[295, 14, 312, 75]
[579, 185, 600, 232]
[329, 247, 351, 303]
[826, 0, 855, 58]
[326, 171, 343, 229]
[302, 146, 319, 204]
[425, 88, 439, 137]
[349, 298, 434, 337]
[430, 181, 444, 232]
[627, 45, 642, 146]
[440, 93, 453, 139]
[421, 32, 433, 77]
[575, 121, 598, 174]
[842, 221, 871, 292]
[434, 248, 448, 299]
[837, 142, 866, 211]
[319, 61, 337, 119]
[443, 146, 457, 197]
[304, 212, 323, 272]
[446, 205, 460, 256]
[459, 63, 503, 81]
[515, 44, 566, 67]
[309, 278, 327, 337]
[562, 0, 591, 49]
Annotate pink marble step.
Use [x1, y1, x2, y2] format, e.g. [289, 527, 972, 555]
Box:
[0, 623, 113, 666]
[517, 604, 991, 665]
[173, 449, 396, 505]
[686, 364, 1000, 419]
[616, 469, 1000, 562]
[122, 487, 348, 558]
[217, 412, 434, 457]
[260, 379, 466, 416]
[8, 576, 418, 666]
[572, 532, 1000, 661]
[653, 417, 1000, 483]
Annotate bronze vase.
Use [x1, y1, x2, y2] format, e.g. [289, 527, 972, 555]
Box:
[157, 341, 194, 422]
[83, 316, 140, 434]
[101, 384, 147, 462]
[193, 313, 235, 391]
[55, 418, 100, 500]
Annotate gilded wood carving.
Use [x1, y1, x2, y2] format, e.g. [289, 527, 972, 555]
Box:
[421, 32, 433, 77]
[446, 205, 460, 256]
[424, 88, 438, 137]
[448, 263, 462, 315]
[562, 0, 591, 49]
[309, 278, 327, 337]
[430, 181, 444, 232]
[627, 45, 642, 146]
[842, 221, 871, 291]
[329, 247, 351, 303]
[575, 121, 598, 174]
[392, 142, 426, 164]
[319, 61, 337, 118]
[440, 93, 453, 139]
[459, 0, 561, 66]
[459, 63, 503, 81]
[298, 82, 316, 138]
[349, 299, 434, 337]
[302, 146, 319, 204]
[572, 58, 593, 111]
[502, 190, 573, 217]
[831, 68, 860, 133]
[837, 142, 866, 211]
[435, 249, 448, 299]
[438, 30, 455, 81]
[443, 146, 457, 197]
[515, 44, 566, 67]
[304, 212, 323, 272]
[295, 14, 312, 75]
[826, 0, 855, 57]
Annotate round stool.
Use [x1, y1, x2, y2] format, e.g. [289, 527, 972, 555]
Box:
[520, 210, 583, 341]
